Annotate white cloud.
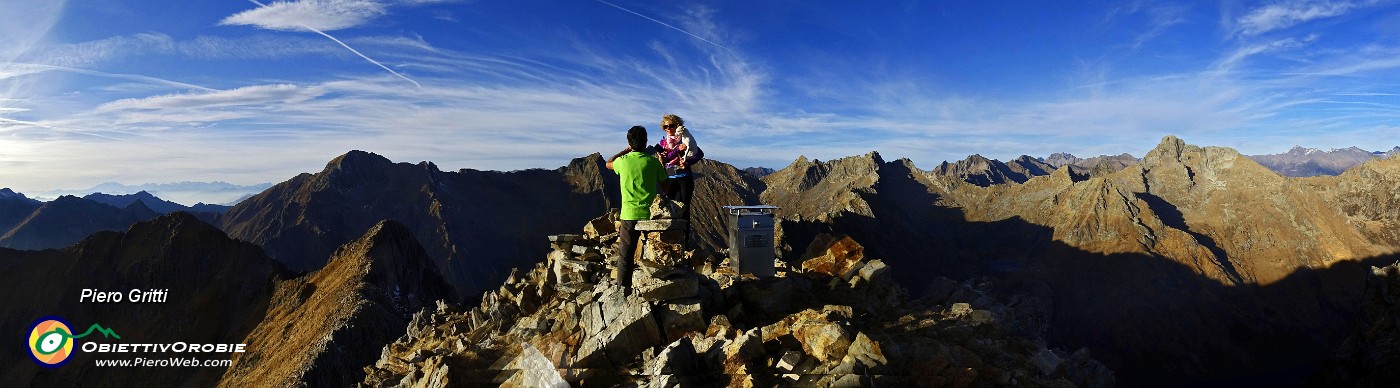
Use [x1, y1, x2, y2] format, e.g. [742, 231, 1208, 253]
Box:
[25, 33, 175, 68]
[1215, 34, 1319, 71]
[1234, 0, 1363, 37]
[0, 0, 65, 62]
[11, 2, 1400, 201]
[221, 0, 388, 31]
[96, 84, 324, 113]
[1106, 1, 1190, 50]
[22, 33, 342, 67]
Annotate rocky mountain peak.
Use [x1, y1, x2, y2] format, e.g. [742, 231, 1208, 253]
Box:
[1144, 135, 1193, 165]
[325, 149, 394, 173]
[134, 211, 203, 232]
[329, 219, 454, 302]
[561, 152, 613, 198]
[932, 154, 1029, 187]
[0, 188, 32, 202]
[1044, 152, 1082, 168]
[121, 198, 157, 216]
[765, 153, 885, 195]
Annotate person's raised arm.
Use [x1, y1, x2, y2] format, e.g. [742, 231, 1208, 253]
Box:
[605, 146, 631, 170]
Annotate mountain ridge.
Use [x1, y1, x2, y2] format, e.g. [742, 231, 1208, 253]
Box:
[220, 219, 452, 387]
[1247, 144, 1399, 177]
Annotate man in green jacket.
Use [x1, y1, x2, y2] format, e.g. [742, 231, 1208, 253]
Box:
[606, 125, 667, 293]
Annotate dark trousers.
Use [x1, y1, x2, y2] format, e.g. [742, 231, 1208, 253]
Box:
[616, 220, 638, 289]
[664, 171, 695, 219]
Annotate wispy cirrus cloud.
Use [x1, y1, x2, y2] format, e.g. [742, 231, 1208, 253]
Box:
[1215, 34, 1319, 71]
[19, 4, 771, 182]
[1232, 0, 1375, 37]
[1107, 1, 1191, 50]
[96, 84, 325, 112]
[24, 33, 343, 67]
[221, 0, 388, 31]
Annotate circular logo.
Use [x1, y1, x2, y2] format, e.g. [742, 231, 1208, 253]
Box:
[28, 316, 75, 367]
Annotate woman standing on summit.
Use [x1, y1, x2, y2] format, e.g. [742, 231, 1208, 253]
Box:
[656, 114, 703, 218]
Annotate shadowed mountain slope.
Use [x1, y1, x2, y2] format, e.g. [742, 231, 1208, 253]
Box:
[219, 151, 613, 300]
[0, 188, 41, 233]
[220, 220, 452, 387]
[0, 195, 160, 250]
[0, 213, 286, 387]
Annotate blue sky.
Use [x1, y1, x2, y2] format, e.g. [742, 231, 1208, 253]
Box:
[3, 0, 1400, 203]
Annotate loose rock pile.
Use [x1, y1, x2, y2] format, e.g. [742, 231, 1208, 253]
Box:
[361, 209, 1115, 387]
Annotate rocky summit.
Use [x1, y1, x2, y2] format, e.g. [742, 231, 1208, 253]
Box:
[361, 208, 1114, 387]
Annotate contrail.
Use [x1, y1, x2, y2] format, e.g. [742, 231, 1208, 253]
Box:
[246, 0, 421, 88]
[592, 0, 732, 52]
[0, 117, 130, 142]
[9, 63, 215, 92]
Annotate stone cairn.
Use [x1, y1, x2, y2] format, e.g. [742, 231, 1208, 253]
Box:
[361, 198, 1116, 387]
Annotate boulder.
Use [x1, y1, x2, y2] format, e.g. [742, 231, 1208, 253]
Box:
[858, 259, 889, 282]
[583, 216, 616, 239]
[794, 320, 852, 363]
[552, 258, 598, 287]
[724, 328, 765, 364]
[576, 290, 662, 367]
[649, 197, 685, 220]
[657, 298, 705, 343]
[501, 343, 568, 388]
[644, 338, 699, 376]
[800, 234, 865, 278]
[844, 332, 888, 368]
[636, 273, 700, 302]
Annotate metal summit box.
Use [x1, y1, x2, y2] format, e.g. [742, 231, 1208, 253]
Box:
[722, 205, 779, 277]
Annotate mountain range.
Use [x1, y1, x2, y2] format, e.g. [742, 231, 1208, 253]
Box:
[0, 196, 160, 251]
[217, 151, 619, 300]
[1247, 145, 1400, 177]
[83, 191, 231, 214]
[930, 153, 1141, 187]
[4, 136, 1400, 385]
[30, 181, 272, 207]
[0, 189, 235, 251]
